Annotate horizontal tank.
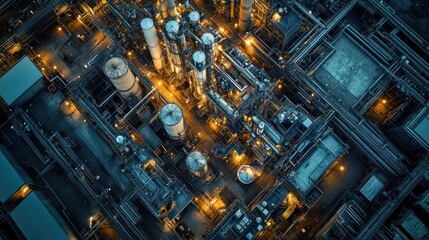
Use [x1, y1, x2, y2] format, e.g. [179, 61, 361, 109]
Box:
[103, 56, 142, 100]
[237, 165, 256, 184]
[186, 151, 208, 177]
[160, 103, 186, 140]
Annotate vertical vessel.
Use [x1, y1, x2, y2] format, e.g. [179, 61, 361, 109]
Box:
[186, 151, 208, 177]
[103, 56, 142, 101]
[141, 18, 163, 71]
[160, 103, 186, 140]
[238, 0, 254, 32]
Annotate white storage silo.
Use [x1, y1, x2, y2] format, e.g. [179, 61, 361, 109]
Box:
[141, 18, 163, 71]
[186, 151, 208, 177]
[160, 103, 186, 140]
[103, 56, 142, 100]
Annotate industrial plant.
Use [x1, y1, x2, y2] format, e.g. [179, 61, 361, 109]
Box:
[0, 0, 428, 239]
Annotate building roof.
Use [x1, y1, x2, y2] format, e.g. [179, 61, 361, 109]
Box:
[406, 105, 429, 149]
[10, 192, 70, 240]
[0, 56, 43, 105]
[359, 174, 385, 202]
[399, 211, 429, 240]
[0, 148, 26, 203]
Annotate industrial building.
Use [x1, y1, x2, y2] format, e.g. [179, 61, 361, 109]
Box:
[0, 0, 428, 239]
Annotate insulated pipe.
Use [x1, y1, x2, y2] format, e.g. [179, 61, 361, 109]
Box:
[241, 119, 280, 155]
[238, 0, 254, 32]
[166, 0, 177, 17]
[141, 18, 163, 71]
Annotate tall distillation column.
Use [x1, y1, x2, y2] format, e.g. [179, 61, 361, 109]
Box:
[141, 18, 163, 72]
[191, 51, 207, 96]
[160, 103, 186, 140]
[238, 0, 254, 32]
[165, 20, 185, 74]
[166, 0, 177, 17]
[103, 56, 142, 101]
[201, 33, 215, 87]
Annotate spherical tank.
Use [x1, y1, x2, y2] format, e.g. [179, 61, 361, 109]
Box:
[186, 151, 208, 177]
[237, 165, 256, 184]
[160, 103, 186, 140]
[103, 56, 142, 100]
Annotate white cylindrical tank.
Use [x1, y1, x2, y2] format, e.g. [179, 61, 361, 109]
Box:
[237, 165, 256, 184]
[192, 51, 206, 95]
[238, 0, 254, 32]
[201, 33, 215, 54]
[165, 20, 182, 73]
[186, 151, 208, 177]
[103, 56, 142, 100]
[160, 1, 168, 18]
[189, 11, 200, 30]
[167, 0, 177, 17]
[141, 18, 163, 71]
[160, 103, 186, 140]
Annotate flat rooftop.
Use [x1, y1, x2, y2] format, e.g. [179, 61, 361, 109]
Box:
[359, 174, 385, 202]
[0, 147, 26, 203]
[290, 133, 346, 195]
[0, 56, 43, 105]
[314, 34, 382, 107]
[406, 104, 429, 150]
[399, 211, 429, 240]
[10, 192, 72, 240]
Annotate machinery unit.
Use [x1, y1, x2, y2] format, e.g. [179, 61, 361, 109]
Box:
[160, 103, 186, 140]
[238, 0, 254, 32]
[103, 56, 143, 101]
[237, 165, 256, 184]
[186, 151, 208, 177]
[141, 18, 163, 71]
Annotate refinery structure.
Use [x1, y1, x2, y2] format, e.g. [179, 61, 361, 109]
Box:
[0, 0, 429, 239]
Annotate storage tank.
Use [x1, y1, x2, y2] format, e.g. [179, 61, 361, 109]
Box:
[189, 11, 200, 30]
[103, 56, 142, 100]
[256, 122, 265, 135]
[192, 51, 206, 95]
[201, 33, 215, 54]
[160, 103, 186, 140]
[165, 20, 183, 73]
[141, 18, 163, 71]
[237, 165, 256, 184]
[186, 151, 208, 177]
[238, 0, 254, 32]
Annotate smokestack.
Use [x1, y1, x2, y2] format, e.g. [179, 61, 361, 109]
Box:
[238, 0, 254, 32]
[141, 18, 163, 71]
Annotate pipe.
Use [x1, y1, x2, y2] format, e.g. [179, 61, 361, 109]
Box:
[141, 18, 163, 71]
[238, 0, 254, 32]
[252, 116, 282, 145]
[241, 119, 280, 155]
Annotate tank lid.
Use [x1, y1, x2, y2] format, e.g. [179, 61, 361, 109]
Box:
[165, 20, 180, 35]
[192, 51, 206, 63]
[141, 18, 154, 30]
[186, 151, 207, 171]
[189, 11, 200, 22]
[160, 103, 183, 126]
[116, 135, 125, 144]
[201, 33, 214, 45]
[103, 56, 128, 79]
[237, 165, 256, 184]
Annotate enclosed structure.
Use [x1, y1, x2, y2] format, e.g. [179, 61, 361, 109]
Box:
[141, 18, 163, 71]
[237, 165, 256, 184]
[186, 151, 208, 177]
[0, 56, 44, 106]
[160, 103, 186, 140]
[103, 56, 142, 101]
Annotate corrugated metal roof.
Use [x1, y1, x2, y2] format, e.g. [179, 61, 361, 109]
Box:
[0, 56, 43, 105]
